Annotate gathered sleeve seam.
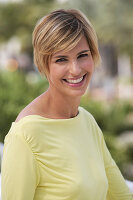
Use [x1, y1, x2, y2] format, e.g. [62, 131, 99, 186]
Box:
[16, 130, 41, 186]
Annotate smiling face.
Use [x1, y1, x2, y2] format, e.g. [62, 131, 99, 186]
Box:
[47, 36, 94, 98]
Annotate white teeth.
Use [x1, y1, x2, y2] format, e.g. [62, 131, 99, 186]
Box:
[66, 76, 83, 84]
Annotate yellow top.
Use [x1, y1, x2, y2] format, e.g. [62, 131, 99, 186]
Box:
[1, 107, 133, 200]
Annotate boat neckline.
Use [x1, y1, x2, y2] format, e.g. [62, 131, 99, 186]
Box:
[12, 106, 83, 124]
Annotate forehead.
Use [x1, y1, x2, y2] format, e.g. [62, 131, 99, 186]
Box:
[52, 36, 90, 57]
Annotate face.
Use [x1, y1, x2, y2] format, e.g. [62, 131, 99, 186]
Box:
[47, 36, 94, 98]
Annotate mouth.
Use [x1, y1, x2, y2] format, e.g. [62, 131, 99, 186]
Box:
[63, 74, 87, 84]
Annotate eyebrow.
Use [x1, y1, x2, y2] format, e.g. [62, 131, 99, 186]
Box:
[77, 50, 90, 55]
[53, 50, 90, 59]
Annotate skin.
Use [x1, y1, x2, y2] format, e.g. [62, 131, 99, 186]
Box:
[15, 36, 94, 121]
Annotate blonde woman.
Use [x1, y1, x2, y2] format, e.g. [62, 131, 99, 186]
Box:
[1, 9, 133, 200]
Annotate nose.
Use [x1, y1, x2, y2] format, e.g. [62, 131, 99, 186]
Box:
[69, 61, 82, 76]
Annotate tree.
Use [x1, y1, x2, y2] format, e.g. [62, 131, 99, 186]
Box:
[67, 0, 133, 56]
[0, 0, 56, 55]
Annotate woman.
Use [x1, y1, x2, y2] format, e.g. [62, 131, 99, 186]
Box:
[1, 9, 133, 200]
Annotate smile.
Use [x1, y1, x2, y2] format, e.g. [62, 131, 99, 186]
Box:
[63, 74, 87, 86]
[66, 76, 83, 84]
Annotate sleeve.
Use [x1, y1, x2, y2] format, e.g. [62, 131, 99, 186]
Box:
[1, 130, 40, 200]
[101, 132, 133, 200]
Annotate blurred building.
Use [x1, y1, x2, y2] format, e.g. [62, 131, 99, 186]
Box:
[90, 44, 133, 101]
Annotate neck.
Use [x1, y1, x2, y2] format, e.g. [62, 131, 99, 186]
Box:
[42, 88, 81, 119]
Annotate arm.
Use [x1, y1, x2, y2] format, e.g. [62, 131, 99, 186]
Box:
[101, 133, 133, 200]
[1, 131, 40, 200]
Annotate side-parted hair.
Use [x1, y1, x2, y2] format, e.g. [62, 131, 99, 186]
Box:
[32, 9, 101, 77]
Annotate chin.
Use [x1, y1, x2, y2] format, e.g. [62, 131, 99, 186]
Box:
[67, 88, 88, 98]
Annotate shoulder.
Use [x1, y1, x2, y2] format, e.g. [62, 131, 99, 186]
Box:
[5, 104, 45, 149]
[15, 92, 47, 123]
[79, 106, 103, 137]
[15, 101, 38, 123]
[79, 106, 97, 123]
[15, 110, 36, 123]
[4, 116, 45, 158]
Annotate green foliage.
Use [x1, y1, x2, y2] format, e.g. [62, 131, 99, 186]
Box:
[103, 132, 129, 168]
[80, 96, 133, 135]
[0, 71, 48, 142]
[0, 0, 56, 56]
[0, 0, 56, 41]
[67, 0, 133, 55]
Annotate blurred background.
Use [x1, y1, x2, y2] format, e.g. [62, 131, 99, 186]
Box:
[0, 0, 133, 189]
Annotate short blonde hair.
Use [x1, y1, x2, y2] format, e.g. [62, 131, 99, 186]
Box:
[32, 9, 101, 77]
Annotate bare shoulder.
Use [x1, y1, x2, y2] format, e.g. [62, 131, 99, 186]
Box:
[15, 96, 43, 122]
[15, 93, 49, 122]
[15, 105, 36, 122]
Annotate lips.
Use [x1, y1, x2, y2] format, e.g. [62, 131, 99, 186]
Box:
[63, 74, 87, 84]
[66, 76, 83, 83]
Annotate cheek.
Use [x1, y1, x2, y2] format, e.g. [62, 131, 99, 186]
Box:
[82, 58, 94, 72]
[49, 65, 66, 81]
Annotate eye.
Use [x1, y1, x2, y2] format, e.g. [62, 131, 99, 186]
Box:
[55, 58, 67, 63]
[78, 54, 89, 59]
